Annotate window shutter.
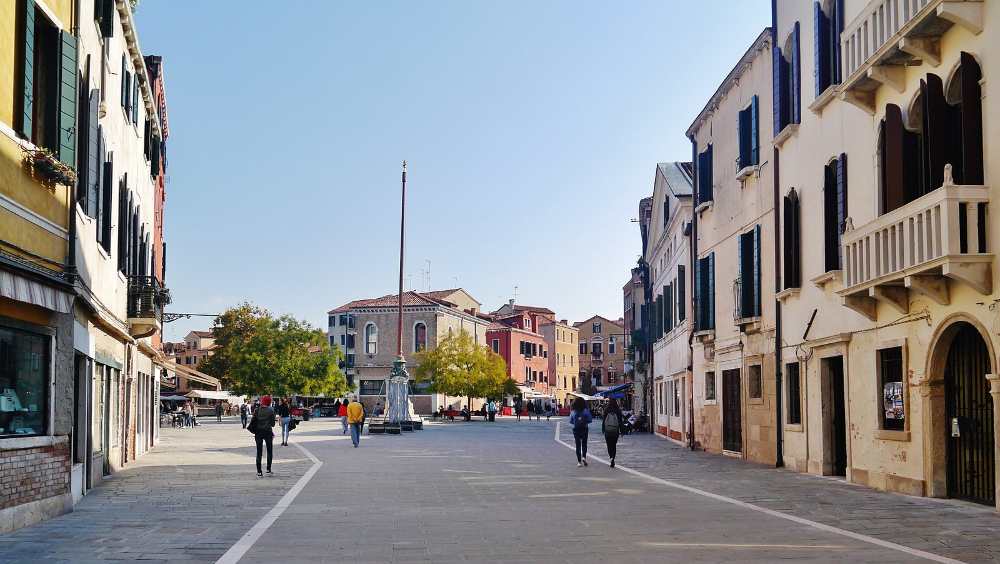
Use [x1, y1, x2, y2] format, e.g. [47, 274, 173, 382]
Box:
[836, 153, 848, 270]
[922, 75, 948, 192]
[694, 259, 702, 330]
[708, 253, 715, 329]
[19, 0, 35, 139]
[738, 230, 745, 318]
[678, 265, 686, 322]
[960, 52, 984, 185]
[707, 145, 713, 201]
[118, 182, 127, 272]
[814, 2, 830, 97]
[121, 57, 127, 109]
[882, 105, 906, 213]
[750, 95, 759, 165]
[833, 0, 844, 84]
[76, 81, 90, 212]
[772, 44, 782, 138]
[161, 241, 167, 281]
[738, 106, 747, 169]
[150, 136, 160, 177]
[132, 79, 139, 124]
[753, 224, 761, 316]
[87, 91, 100, 215]
[791, 22, 801, 124]
[98, 0, 114, 37]
[783, 189, 801, 289]
[101, 157, 112, 252]
[57, 32, 78, 166]
[663, 285, 669, 333]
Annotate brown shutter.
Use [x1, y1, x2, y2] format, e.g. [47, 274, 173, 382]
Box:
[922, 75, 948, 192]
[882, 104, 906, 213]
[959, 52, 984, 185]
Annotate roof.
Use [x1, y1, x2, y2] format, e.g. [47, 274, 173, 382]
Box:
[686, 28, 772, 137]
[512, 304, 555, 315]
[573, 315, 625, 330]
[656, 162, 694, 197]
[189, 330, 213, 338]
[328, 290, 474, 314]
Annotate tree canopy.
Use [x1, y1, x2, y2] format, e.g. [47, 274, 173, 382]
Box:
[412, 330, 514, 400]
[198, 303, 348, 398]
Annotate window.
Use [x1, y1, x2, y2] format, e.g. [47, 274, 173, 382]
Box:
[345, 354, 355, 368]
[823, 155, 847, 272]
[593, 322, 602, 334]
[328, 315, 336, 327]
[695, 254, 716, 331]
[663, 196, 669, 227]
[591, 342, 602, 356]
[737, 96, 760, 169]
[813, 0, 843, 97]
[17, 3, 76, 163]
[524, 367, 530, 382]
[677, 265, 686, 322]
[531, 343, 537, 357]
[783, 188, 801, 289]
[491, 339, 500, 354]
[697, 145, 713, 204]
[340, 335, 346, 346]
[608, 337, 616, 355]
[673, 379, 681, 416]
[879, 347, 904, 431]
[359, 380, 383, 396]
[608, 369, 616, 383]
[787, 362, 802, 425]
[579, 342, 587, 355]
[704, 371, 716, 401]
[748, 365, 762, 399]
[328, 335, 335, 347]
[364, 323, 378, 355]
[413, 322, 427, 352]
[346, 334, 355, 349]
[774, 22, 801, 135]
[0, 325, 50, 437]
[738, 226, 761, 319]
[94, 0, 114, 37]
[338, 314, 349, 326]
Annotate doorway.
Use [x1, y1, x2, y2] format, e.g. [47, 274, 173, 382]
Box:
[822, 356, 847, 476]
[945, 323, 994, 505]
[722, 369, 742, 453]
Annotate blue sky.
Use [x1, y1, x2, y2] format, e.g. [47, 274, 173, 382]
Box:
[135, 1, 771, 342]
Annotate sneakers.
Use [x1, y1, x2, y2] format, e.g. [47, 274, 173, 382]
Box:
[610, 458, 616, 468]
[577, 462, 583, 467]
[266, 469, 273, 476]
[257, 471, 263, 478]
[582, 459, 588, 467]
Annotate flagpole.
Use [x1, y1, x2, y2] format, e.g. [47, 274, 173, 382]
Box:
[387, 161, 410, 426]
[397, 161, 406, 357]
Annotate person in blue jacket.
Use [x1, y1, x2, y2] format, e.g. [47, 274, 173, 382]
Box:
[569, 396, 592, 467]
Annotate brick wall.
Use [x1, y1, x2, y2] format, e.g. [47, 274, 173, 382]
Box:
[0, 442, 70, 510]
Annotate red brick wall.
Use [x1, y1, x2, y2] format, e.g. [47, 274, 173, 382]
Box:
[0, 442, 70, 510]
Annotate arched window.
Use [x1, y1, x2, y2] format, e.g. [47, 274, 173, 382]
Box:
[364, 323, 378, 355]
[413, 322, 427, 352]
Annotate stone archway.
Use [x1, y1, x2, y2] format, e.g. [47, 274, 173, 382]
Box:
[921, 315, 998, 506]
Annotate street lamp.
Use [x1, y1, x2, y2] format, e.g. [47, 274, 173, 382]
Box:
[385, 161, 410, 425]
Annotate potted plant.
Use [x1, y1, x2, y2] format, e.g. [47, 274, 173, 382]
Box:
[23, 148, 77, 186]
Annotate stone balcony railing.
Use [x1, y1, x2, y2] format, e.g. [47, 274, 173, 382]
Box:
[840, 0, 983, 113]
[838, 170, 991, 320]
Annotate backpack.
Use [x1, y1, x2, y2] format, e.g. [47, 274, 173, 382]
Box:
[573, 410, 589, 432]
[605, 412, 620, 434]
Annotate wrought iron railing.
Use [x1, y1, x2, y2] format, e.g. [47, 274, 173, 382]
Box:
[127, 276, 170, 319]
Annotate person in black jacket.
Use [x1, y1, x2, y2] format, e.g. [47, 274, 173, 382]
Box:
[250, 396, 276, 477]
[602, 398, 624, 468]
[277, 399, 292, 446]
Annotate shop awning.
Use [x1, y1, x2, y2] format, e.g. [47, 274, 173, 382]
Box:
[186, 390, 242, 403]
[596, 382, 633, 398]
[160, 395, 188, 401]
[566, 392, 605, 402]
[0, 270, 73, 313]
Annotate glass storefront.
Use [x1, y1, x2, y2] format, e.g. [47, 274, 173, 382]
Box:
[0, 325, 50, 437]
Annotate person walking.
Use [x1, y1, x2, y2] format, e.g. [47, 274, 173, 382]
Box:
[240, 402, 249, 429]
[526, 401, 535, 421]
[346, 396, 365, 448]
[514, 398, 523, 422]
[277, 398, 292, 446]
[487, 399, 496, 422]
[569, 397, 592, 467]
[602, 398, 623, 468]
[215, 401, 223, 423]
[338, 399, 349, 435]
[249, 396, 276, 477]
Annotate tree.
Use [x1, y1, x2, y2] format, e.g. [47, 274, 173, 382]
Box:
[412, 330, 512, 403]
[198, 303, 348, 398]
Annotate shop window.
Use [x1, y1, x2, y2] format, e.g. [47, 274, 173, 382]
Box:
[704, 371, 716, 401]
[673, 380, 681, 416]
[879, 347, 905, 431]
[0, 326, 50, 437]
[749, 365, 762, 399]
[786, 362, 802, 425]
[359, 380, 382, 396]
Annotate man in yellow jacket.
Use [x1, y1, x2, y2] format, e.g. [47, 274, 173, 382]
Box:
[346, 396, 365, 448]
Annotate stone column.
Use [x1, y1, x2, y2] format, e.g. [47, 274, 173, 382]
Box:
[986, 373, 1000, 511]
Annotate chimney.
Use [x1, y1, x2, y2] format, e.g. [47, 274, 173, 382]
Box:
[509, 299, 515, 307]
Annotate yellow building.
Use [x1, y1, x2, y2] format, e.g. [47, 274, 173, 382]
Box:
[0, 0, 79, 532]
[540, 318, 579, 405]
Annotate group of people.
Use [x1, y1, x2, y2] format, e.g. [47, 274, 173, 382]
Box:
[569, 396, 624, 468]
[513, 399, 559, 422]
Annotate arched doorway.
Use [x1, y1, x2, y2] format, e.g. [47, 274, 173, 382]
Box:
[944, 322, 994, 505]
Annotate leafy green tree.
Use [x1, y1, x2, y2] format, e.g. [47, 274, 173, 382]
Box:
[412, 330, 512, 404]
[198, 303, 348, 398]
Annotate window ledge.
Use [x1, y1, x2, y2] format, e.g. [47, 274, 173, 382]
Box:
[703, 399, 718, 406]
[784, 423, 804, 433]
[773, 123, 799, 148]
[809, 86, 839, 114]
[693, 329, 715, 342]
[775, 287, 800, 302]
[695, 201, 714, 215]
[811, 270, 841, 289]
[736, 165, 757, 182]
[0, 435, 67, 451]
[874, 429, 910, 442]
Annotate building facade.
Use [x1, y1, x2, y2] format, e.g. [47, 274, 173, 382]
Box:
[643, 162, 694, 444]
[329, 290, 490, 414]
[163, 331, 216, 392]
[487, 313, 550, 396]
[539, 318, 578, 405]
[773, 0, 1000, 508]
[622, 268, 647, 413]
[575, 315, 626, 394]
[689, 29, 778, 463]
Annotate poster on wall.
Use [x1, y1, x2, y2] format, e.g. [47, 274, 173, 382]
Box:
[883, 381, 904, 422]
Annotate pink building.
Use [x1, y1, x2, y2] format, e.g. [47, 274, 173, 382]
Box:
[487, 312, 551, 396]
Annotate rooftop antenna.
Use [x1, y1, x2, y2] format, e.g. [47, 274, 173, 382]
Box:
[425, 259, 431, 291]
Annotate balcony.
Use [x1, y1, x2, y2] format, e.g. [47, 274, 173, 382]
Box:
[838, 176, 991, 320]
[840, 0, 983, 113]
[127, 276, 171, 338]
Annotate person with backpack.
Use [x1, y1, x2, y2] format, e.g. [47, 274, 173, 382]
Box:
[568, 397, 592, 467]
[602, 398, 623, 468]
[239, 402, 249, 429]
[514, 398, 523, 422]
[248, 396, 276, 477]
[277, 398, 292, 446]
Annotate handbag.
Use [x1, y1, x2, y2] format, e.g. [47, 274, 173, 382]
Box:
[289, 418, 299, 431]
[246, 417, 258, 434]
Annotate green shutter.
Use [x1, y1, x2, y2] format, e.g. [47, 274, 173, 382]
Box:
[99, 0, 114, 38]
[19, 0, 35, 139]
[57, 31, 78, 166]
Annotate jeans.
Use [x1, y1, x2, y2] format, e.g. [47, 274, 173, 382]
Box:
[254, 432, 273, 473]
[281, 417, 291, 444]
[350, 422, 362, 447]
[573, 429, 588, 462]
[605, 431, 619, 460]
[341, 416, 348, 434]
[241, 414, 248, 428]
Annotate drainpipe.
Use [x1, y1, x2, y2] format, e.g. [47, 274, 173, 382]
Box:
[689, 134, 698, 451]
[773, 145, 784, 469]
[66, 0, 81, 286]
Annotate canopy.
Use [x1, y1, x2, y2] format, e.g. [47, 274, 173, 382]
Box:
[566, 392, 605, 402]
[160, 395, 188, 402]
[596, 382, 634, 399]
[516, 386, 554, 400]
[186, 390, 243, 404]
